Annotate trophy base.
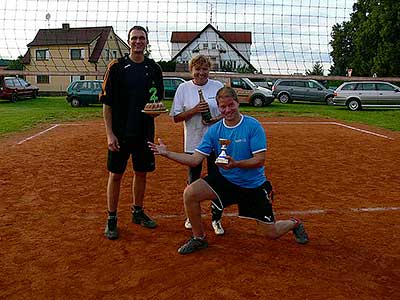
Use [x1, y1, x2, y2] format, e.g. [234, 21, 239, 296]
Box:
[215, 157, 229, 164]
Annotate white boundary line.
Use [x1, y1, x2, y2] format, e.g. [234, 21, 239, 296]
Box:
[16, 123, 91, 145]
[16, 121, 394, 145]
[17, 124, 59, 145]
[153, 206, 400, 219]
[261, 121, 393, 140]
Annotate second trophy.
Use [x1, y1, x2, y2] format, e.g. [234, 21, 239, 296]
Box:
[215, 138, 231, 164]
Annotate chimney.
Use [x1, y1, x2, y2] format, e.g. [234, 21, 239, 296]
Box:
[62, 23, 70, 31]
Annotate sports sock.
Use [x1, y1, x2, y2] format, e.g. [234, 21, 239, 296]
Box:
[108, 211, 117, 217]
[211, 205, 222, 221]
[133, 205, 142, 212]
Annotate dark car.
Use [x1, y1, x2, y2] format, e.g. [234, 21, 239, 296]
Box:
[332, 81, 400, 111]
[272, 79, 334, 104]
[66, 80, 103, 107]
[0, 76, 39, 102]
[163, 77, 185, 99]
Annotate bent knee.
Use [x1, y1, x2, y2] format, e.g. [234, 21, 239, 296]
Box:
[134, 171, 147, 178]
[109, 172, 123, 181]
[183, 185, 195, 201]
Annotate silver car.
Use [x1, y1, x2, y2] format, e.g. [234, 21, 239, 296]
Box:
[271, 79, 334, 105]
[332, 81, 400, 111]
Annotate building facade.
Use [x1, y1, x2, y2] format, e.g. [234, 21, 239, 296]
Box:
[22, 23, 129, 92]
[170, 24, 255, 72]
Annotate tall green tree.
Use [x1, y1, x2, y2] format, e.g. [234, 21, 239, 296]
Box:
[329, 0, 400, 77]
[306, 61, 324, 76]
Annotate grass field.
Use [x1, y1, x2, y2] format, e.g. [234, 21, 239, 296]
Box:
[0, 96, 399, 136]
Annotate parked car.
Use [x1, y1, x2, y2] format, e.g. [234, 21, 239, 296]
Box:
[163, 77, 185, 99]
[66, 80, 103, 107]
[332, 81, 400, 111]
[0, 76, 39, 102]
[214, 76, 274, 107]
[249, 78, 274, 90]
[272, 79, 334, 104]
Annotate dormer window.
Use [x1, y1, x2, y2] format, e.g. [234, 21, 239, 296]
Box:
[36, 49, 50, 61]
[70, 48, 85, 60]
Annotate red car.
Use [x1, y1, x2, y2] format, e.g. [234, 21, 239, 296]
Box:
[0, 76, 39, 102]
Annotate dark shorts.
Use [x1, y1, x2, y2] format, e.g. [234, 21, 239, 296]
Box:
[203, 171, 275, 224]
[107, 136, 155, 174]
[187, 152, 218, 184]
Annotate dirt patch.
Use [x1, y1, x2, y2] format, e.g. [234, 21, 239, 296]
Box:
[1, 115, 399, 299]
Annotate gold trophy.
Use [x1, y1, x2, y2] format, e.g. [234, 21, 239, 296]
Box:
[215, 138, 231, 164]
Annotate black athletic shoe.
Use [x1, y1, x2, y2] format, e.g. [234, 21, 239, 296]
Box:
[291, 217, 309, 244]
[104, 215, 118, 240]
[132, 209, 157, 229]
[178, 236, 208, 254]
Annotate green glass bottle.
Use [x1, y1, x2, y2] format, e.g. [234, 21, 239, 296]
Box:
[198, 89, 212, 123]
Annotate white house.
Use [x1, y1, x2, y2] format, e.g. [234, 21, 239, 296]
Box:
[170, 24, 255, 71]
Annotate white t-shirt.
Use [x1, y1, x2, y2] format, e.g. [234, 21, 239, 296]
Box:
[170, 79, 224, 153]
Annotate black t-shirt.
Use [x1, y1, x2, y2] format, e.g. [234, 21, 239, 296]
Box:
[121, 60, 147, 136]
[100, 56, 164, 139]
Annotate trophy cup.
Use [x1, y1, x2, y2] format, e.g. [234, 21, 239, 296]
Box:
[215, 138, 231, 164]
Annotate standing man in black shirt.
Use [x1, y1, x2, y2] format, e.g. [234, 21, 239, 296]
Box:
[100, 25, 164, 240]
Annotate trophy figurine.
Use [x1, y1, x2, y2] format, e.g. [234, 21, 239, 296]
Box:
[215, 138, 231, 164]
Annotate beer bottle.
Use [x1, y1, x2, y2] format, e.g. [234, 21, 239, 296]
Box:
[198, 89, 212, 123]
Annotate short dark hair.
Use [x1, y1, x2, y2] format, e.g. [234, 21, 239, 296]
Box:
[128, 25, 148, 41]
[216, 86, 239, 104]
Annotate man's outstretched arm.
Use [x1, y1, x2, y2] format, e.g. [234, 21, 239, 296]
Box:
[148, 138, 205, 167]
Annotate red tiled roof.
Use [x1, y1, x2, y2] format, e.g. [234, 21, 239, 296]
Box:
[171, 31, 251, 44]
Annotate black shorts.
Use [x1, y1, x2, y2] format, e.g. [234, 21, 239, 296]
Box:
[107, 136, 155, 174]
[203, 171, 275, 224]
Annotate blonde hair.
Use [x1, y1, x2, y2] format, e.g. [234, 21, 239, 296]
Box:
[216, 86, 239, 103]
[189, 55, 212, 71]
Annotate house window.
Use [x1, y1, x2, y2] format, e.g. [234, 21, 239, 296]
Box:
[70, 75, 85, 82]
[70, 49, 85, 60]
[211, 43, 216, 50]
[104, 49, 110, 60]
[37, 75, 50, 84]
[112, 50, 118, 59]
[36, 49, 49, 61]
[202, 43, 208, 49]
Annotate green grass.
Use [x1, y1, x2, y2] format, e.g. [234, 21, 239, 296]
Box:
[0, 97, 102, 136]
[239, 101, 400, 131]
[0, 97, 399, 137]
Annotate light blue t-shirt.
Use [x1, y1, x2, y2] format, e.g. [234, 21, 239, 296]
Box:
[195, 114, 267, 188]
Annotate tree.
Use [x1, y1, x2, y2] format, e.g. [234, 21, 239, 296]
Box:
[329, 0, 400, 77]
[220, 61, 256, 73]
[157, 60, 176, 72]
[306, 61, 324, 76]
[7, 56, 24, 70]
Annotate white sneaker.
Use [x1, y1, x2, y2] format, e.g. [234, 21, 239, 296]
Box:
[212, 220, 225, 235]
[184, 218, 192, 229]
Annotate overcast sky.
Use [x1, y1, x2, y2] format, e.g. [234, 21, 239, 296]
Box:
[0, 0, 355, 74]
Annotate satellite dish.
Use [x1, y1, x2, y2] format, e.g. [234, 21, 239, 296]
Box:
[46, 13, 51, 21]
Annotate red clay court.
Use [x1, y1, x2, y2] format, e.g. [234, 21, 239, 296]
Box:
[1, 114, 399, 299]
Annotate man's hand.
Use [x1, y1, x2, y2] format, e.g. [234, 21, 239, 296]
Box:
[198, 101, 210, 112]
[148, 138, 168, 156]
[107, 133, 120, 152]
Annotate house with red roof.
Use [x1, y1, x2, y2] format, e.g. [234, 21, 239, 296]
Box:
[22, 23, 129, 92]
[170, 24, 255, 72]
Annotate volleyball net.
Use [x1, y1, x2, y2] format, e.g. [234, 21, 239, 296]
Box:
[0, 0, 356, 77]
